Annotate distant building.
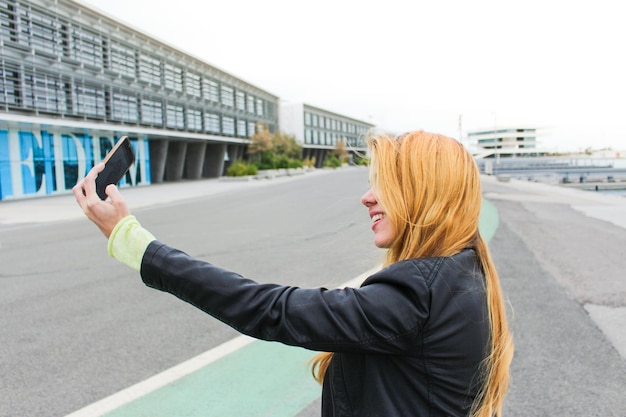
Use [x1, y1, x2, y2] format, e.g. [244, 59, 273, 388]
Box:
[0, 0, 372, 200]
[279, 103, 373, 167]
[468, 126, 546, 158]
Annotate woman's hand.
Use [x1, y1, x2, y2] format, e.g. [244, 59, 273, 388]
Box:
[73, 163, 131, 238]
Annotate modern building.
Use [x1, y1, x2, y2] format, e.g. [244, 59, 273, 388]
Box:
[468, 126, 545, 158]
[0, 0, 352, 201]
[279, 102, 372, 167]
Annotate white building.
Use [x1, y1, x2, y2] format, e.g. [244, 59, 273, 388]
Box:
[468, 126, 548, 158]
[279, 102, 373, 167]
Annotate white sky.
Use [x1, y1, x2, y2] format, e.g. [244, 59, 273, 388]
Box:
[79, 0, 626, 152]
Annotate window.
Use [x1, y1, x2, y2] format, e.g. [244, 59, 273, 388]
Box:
[164, 64, 183, 92]
[247, 95, 255, 113]
[73, 84, 105, 118]
[236, 119, 247, 137]
[139, 54, 161, 85]
[23, 72, 67, 113]
[203, 79, 219, 102]
[255, 98, 264, 116]
[222, 116, 235, 135]
[111, 92, 138, 122]
[235, 91, 245, 110]
[304, 112, 311, 126]
[0, 1, 17, 42]
[312, 115, 318, 127]
[140, 99, 163, 125]
[18, 8, 62, 54]
[187, 108, 202, 130]
[305, 129, 312, 144]
[248, 121, 256, 137]
[110, 42, 136, 78]
[0, 66, 19, 107]
[221, 85, 233, 107]
[71, 27, 103, 67]
[186, 72, 201, 98]
[166, 104, 184, 128]
[204, 112, 220, 133]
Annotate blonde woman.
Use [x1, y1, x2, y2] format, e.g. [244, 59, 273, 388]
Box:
[74, 130, 513, 417]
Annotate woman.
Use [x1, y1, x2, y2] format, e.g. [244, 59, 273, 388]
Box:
[74, 130, 513, 417]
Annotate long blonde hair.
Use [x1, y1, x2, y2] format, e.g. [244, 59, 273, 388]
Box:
[310, 131, 513, 417]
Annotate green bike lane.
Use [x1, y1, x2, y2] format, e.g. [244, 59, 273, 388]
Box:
[66, 198, 499, 417]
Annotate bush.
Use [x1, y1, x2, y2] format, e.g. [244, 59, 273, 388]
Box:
[323, 155, 342, 168]
[288, 158, 304, 169]
[226, 160, 258, 176]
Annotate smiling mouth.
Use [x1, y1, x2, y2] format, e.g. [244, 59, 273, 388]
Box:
[371, 213, 385, 224]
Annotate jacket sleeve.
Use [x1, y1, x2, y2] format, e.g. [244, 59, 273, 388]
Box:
[140, 241, 433, 354]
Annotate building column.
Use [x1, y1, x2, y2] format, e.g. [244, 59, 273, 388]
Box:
[165, 141, 187, 181]
[185, 141, 207, 180]
[202, 142, 227, 178]
[149, 140, 169, 184]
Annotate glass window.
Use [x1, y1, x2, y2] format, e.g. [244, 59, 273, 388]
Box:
[111, 92, 138, 122]
[110, 42, 136, 78]
[139, 54, 161, 85]
[202, 79, 219, 102]
[187, 108, 202, 130]
[166, 104, 184, 128]
[186, 72, 201, 98]
[73, 84, 105, 118]
[204, 112, 220, 133]
[312, 115, 318, 127]
[221, 85, 234, 107]
[164, 64, 183, 92]
[247, 121, 256, 137]
[222, 116, 235, 135]
[23, 72, 67, 113]
[236, 119, 246, 137]
[255, 98, 264, 116]
[0, 66, 19, 107]
[305, 129, 312, 144]
[235, 91, 245, 110]
[247, 95, 255, 113]
[0, 2, 17, 42]
[18, 8, 62, 54]
[140, 99, 163, 125]
[70, 27, 103, 67]
[304, 112, 311, 126]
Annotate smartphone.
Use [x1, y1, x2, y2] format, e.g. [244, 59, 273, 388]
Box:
[95, 136, 135, 200]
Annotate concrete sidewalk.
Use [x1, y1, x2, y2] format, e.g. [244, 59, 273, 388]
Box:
[481, 175, 626, 415]
[0, 169, 336, 226]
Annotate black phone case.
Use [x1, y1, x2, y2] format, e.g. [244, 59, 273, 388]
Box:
[95, 137, 135, 200]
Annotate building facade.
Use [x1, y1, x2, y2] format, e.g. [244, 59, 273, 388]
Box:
[279, 102, 372, 167]
[0, 0, 282, 200]
[468, 126, 543, 158]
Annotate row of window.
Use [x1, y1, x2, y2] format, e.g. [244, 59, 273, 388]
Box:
[0, 66, 260, 137]
[304, 111, 366, 135]
[0, 1, 270, 117]
[305, 129, 365, 148]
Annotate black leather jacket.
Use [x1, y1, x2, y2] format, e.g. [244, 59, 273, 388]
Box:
[141, 242, 489, 417]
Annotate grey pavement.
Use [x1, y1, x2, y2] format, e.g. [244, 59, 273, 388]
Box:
[2, 170, 625, 416]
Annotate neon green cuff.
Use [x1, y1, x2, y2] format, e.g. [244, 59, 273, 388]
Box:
[107, 215, 156, 271]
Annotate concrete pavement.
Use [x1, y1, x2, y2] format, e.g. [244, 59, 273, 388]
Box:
[2, 169, 625, 415]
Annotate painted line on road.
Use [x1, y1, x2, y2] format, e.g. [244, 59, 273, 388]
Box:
[63, 266, 380, 417]
[64, 199, 498, 417]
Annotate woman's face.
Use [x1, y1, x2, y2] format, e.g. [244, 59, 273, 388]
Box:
[361, 188, 395, 248]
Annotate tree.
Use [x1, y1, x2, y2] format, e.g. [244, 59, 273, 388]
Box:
[333, 139, 349, 162]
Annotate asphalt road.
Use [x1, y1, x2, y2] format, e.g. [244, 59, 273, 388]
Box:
[1, 169, 625, 417]
[0, 169, 381, 417]
[483, 178, 626, 416]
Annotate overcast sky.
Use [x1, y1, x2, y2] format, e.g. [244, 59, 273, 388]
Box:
[80, 0, 626, 152]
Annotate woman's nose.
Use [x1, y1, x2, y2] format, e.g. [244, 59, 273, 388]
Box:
[361, 188, 376, 207]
